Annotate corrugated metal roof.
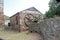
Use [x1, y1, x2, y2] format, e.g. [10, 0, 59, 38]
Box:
[10, 7, 42, 18]
[23, 7, 42, 14]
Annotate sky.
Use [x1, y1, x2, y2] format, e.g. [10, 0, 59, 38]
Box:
[4, 0, 50, 17]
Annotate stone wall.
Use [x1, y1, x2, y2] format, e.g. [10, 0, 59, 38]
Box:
[20, 12, 41, 31]
[29, 17, 60, 40]
[10, 13, 20, 31]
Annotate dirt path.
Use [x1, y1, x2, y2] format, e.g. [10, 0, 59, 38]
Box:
[29, 33, 43, 40]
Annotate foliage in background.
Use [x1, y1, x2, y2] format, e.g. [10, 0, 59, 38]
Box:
[44, 0, 60, 18]
[49, 0, 57, 10]
[4, 15, 9, 20]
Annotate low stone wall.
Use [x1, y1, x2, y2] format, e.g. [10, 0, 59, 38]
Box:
[29, 17, 60, 40]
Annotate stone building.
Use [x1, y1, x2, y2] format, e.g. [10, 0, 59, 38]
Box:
[10, 7, 42, 32]
[0, 0, 4, 29]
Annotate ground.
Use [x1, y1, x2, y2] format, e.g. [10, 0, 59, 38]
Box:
[0, 30, 42, 40]
[29, 33, 42, 40]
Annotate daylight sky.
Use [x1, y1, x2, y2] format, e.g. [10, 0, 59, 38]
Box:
[4, 0, 50, 17]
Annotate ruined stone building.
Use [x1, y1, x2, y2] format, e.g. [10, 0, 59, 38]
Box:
[0, 0, 4, 28]
[10, 7, 42, 32]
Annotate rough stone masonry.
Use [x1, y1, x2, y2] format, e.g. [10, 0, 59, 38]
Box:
[29, 17, 60, 40]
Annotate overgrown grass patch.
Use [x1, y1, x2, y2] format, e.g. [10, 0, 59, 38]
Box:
[0, 30, 29, 40]
[25, 31, 30, 35]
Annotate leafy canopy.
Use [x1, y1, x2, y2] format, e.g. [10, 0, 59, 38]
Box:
[44, 0, 60, 18]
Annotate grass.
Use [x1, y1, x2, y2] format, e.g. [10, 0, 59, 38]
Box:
[0, 30, 30, 40]
[25, 31, 30, 35]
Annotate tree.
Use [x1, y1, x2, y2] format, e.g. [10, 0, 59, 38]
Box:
[49, 0, 57, 10]
[55, 6, 60, 16]
[44, 0, 60, 18]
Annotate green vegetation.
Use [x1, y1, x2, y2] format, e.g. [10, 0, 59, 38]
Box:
[4, 15, 9, 20]
[25, 31, 30, 35]
[0, 30, 29, 40]
[44, 0, 60, 18]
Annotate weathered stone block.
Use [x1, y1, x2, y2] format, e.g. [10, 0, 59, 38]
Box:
[29, 18, 60, 40]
